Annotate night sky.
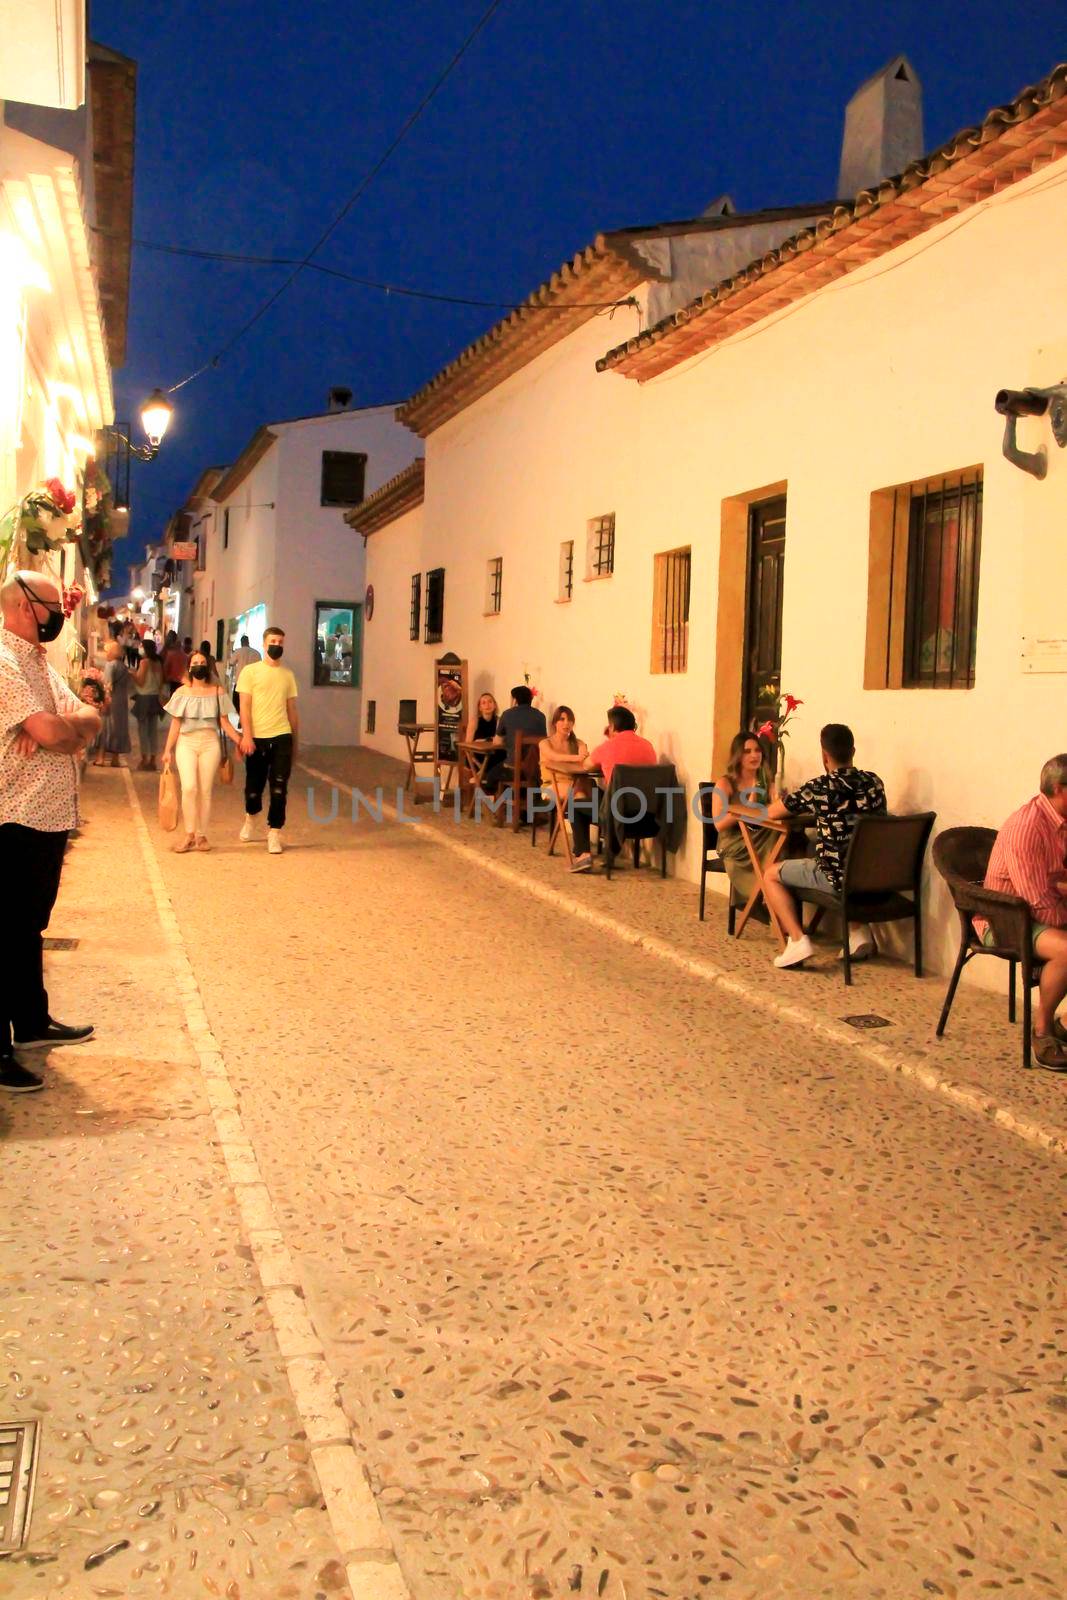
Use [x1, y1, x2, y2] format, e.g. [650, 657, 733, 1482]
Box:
[92, 0, 1063, 591]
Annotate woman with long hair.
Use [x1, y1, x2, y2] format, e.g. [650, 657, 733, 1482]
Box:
[130, 637, 165, 770]
[713, 730, 780, 902]
[161, 650, 241, 852]
[466, 692, 499, 743]
[97, 639, 132, 768]
[540, 704, 592, 864]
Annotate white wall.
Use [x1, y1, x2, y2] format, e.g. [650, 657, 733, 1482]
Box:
[363, 157, 1067, 982]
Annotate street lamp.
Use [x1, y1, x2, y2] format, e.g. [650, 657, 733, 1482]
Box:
[104, 389, 174, 465]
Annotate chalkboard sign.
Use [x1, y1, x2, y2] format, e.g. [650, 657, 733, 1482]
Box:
[434, 655, 467, 778]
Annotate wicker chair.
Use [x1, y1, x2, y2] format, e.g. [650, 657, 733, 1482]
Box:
[933, 826, 1044, 1071]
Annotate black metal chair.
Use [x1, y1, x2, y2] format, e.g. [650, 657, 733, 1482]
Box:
[933, 826, 1044, 1071]
[792, 811, 936, 986]
[603, 763, 678, 879]
[697, 780, 741, 932]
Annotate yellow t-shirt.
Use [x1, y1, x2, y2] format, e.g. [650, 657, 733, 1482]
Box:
[236, 660, 298, 738]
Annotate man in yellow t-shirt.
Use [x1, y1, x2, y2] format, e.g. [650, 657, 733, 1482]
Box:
[236, 625, 299, 854]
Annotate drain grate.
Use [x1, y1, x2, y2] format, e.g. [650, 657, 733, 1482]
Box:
[842, 1013, 892, 1030]
[0, 1421, 40, 1552]
[42, 938, 78, 951]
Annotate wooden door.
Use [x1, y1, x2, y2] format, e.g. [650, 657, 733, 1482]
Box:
[741, 496, 787, 731]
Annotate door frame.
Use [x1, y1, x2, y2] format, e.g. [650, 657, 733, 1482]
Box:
[711, 481, 787, 776]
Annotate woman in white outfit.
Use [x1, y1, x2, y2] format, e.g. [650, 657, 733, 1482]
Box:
[161, 651, 241, 852]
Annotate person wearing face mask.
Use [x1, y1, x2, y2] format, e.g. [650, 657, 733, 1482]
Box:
[160, 652, 241, 853]
[0, 571, 101, 1093]
[236, 625, 299, 854]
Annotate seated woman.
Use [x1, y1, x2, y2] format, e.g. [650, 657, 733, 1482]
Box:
[713, 730, 780, 904]
[539, 705, 591, 859]
[466, 692, 499, 744]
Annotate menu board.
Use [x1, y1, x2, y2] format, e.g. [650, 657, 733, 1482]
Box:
[434, 655, 467, 772]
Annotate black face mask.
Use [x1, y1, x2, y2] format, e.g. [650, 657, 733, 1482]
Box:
[18, 579, 64, 643]
[267, 644, 284, 660]
[190, 665, 209, 680]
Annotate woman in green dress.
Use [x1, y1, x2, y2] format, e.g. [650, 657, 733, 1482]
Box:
[714, 730, 780, 905]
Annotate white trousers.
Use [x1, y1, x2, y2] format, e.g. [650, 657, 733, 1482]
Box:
[174, 728, 221, 836]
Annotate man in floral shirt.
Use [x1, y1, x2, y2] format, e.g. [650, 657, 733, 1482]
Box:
[762, 723, 887, 970]
[0, 571, 101, 1092]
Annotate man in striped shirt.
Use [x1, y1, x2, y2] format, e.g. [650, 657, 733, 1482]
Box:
[982, 755, 1067, 1071]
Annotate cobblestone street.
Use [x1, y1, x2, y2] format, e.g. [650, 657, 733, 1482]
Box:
[2, 754, 1065, 1600]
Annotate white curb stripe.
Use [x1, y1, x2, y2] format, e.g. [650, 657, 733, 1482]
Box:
[122, 771, 412, 1600]
[300, 763, 1067, 1162]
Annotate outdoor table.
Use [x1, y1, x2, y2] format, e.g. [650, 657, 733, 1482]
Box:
[733, 810, 816, 947]
[399, 722, 436, 794]
[542, 762, 603, 867]
[456, 739, 500, 814]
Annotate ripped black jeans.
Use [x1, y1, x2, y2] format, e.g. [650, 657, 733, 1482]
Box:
[244, 733, 293, 830]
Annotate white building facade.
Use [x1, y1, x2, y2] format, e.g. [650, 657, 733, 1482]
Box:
[191, 399, 421, 746]
[359, 58, 1067, 979]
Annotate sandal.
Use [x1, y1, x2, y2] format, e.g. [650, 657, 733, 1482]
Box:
[172, 835, 196, 854]
[195, 836, 211, 851]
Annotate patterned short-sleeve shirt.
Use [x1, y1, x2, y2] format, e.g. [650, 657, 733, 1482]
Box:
[0, 626, 82, 831]
[783, 765, 887, 889]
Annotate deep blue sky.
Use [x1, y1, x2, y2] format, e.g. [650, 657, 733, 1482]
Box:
[92, 0, 1063, 589]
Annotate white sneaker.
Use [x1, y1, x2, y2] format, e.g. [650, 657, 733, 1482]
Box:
[267, 829, 283, 854]
[837, 923, 876, 961]
[239, 816, 256, 842]
[774, 934, 815, 969]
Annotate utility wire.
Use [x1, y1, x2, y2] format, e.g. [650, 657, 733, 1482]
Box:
[119, 233, 639, 314]
[168, 0, 509, 393]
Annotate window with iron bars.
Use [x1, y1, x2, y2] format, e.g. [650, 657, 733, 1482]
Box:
[586, 513, 615, 579]
[558, 540, 574, 602]
[366, 699, 376, 733]
[424, 567, 445, 644]
[651, 547, 691, 674]
[409, 573, 421, 641]
[486, 556, 502, 614]
[865, 469, 983, 690]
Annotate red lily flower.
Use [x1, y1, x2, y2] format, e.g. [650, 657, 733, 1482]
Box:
[45, 478, 76, 515]
[782, 693, 803, 714]
[757, 720, 776, 740]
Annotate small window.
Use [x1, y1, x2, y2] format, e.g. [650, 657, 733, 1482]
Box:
[320, 450, 367, 507]
[558, 540, 574, 602]
[586, 513, 615, 579]
[651, 547, 691, 673]
[366, 699, 376, 733]
[486, 556, 502, 615]
[409, 573, 421, 641]
[223, 508, 230, 550]
[424, 567, 445, 644]
[314, 600, 361, 687]
[398, 697, 417, 730]
[865, 468, 983, 690]
[196, 532, 206, 572]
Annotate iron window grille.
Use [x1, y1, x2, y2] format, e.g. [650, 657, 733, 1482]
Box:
[320, 450, 367, 507]
[652, 547, 691, 673]
[409, 573, 421, 641]
[366, 699, 376, 733]
[487, 556, 503, 614]
[902, 476, 983, 689]
[424, 567, 445, 644]
[588, 513, 615, 578]
[559, 540, 574, 601]
[222, 508, 230, 549]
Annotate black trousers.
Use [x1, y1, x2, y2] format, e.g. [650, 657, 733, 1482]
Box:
[0, 823, 68, 1053]
[244, 734, 293, 829]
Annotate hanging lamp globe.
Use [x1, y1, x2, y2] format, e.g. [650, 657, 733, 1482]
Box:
[138, 389, 174, 454]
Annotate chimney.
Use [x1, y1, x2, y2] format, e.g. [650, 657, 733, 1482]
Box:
[327, 386, 353, 411]
[837, 55, 923, 199]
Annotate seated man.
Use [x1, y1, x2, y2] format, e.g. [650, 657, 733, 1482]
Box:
[762, 723, 886, 969]
[979, 754, 1067, 1072]
[569, 705, 657, 874]
[482, 685, 548, 793]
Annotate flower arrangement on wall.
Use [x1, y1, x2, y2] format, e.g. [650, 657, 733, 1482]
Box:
[81, 459, 116, 590]
[0, 478, 81, 578]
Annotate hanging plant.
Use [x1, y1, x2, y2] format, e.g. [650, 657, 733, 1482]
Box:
[0, 479, 81, 575]
[81, 459, 116, 589]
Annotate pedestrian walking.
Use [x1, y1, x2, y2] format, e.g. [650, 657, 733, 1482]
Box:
[161, 631, 189, 698]
[161, 650, 241, 853]
[0, 571, 99, 1093]
[226, 633, 260, 714]
[97, 640, 131, 768]
[130, 638, 165, 770]
[237, 625, 298, 853]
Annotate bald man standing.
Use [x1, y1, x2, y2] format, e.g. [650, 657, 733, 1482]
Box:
[0, 572, 100, 1092]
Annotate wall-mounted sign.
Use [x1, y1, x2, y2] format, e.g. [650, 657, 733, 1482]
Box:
[434, 653, 467, 775]
[1022, 637, 1067, 673]
[365, 583, 375, 621]
[171, 541, 197, 561]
